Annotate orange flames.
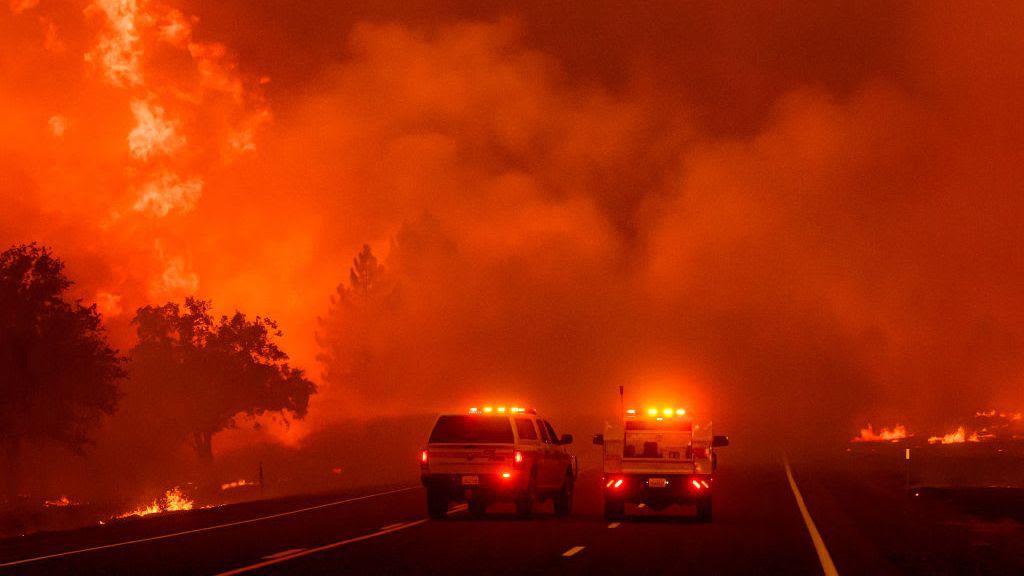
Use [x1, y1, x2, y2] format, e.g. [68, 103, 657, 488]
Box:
[851, 423, 908, 443]
[975, 409, 1023, 421]
[927, 426, 980, 445]
[44, 495, 76, 507]
[220, 479, 254, 491]
[115, 487, 193, 519]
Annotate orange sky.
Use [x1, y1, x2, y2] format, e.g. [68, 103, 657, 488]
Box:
[3, 1, 1024, 443]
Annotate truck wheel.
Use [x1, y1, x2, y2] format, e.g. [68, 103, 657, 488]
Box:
[515, 473, 537, 518]
[604, 499, 625, 520]
[695, 497, 712, 523]
[427, 487, 448, 519]
[468, 497, 487, 518]
[553, 471, 574, 517]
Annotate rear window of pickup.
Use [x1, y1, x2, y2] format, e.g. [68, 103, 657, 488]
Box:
[429, 415, 515, 444]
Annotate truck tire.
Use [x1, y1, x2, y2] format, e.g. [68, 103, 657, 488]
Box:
[695, 497, 712, 523]
[427, 487, 448, 519]
[553, 471, 574, 517]
[515, 472, 537, 518]
[604, 498, 625, 520]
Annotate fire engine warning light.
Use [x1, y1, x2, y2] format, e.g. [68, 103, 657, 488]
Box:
[630, 407, 687, 418]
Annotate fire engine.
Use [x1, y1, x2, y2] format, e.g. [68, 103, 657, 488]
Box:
[594, 407, 728, 522]
[420, 406, 578, 519]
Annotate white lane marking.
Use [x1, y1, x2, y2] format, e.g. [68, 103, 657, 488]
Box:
[783, 457, 839, 576]
[261, 548, 306, 560]
[607, 522, 620, 529]
[214, 519, 428, 576]
[562, 546, 586, 557]
[0, 486, 421, 568]
[214, 500, 469, 575]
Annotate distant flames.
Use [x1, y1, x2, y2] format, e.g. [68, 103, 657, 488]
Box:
[854, 409, 1024, 446]
[974, 409, 1023, 421]
[44, 495, 77, 507]
[115, 487, 193, 519]
[927, 426, 980, 445]
[851, 423, 908, 443]
[220, 479, 254, 491]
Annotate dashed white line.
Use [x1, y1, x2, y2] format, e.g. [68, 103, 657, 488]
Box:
[214, 520, 429, 576]
[214, 500, 469, 575]
[783, 457, 839, 576]
[607, 522, 620, 529]
[0, 486, 421, 568]
[562, 546, 586, 557]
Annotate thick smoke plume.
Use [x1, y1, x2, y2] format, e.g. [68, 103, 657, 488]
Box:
[3, 0, 1024, 459]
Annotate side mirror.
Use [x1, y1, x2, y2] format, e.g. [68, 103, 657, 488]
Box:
[712, 435, 730, 448]
[592, 433, 604, 446]
[560, 434, 574, 445]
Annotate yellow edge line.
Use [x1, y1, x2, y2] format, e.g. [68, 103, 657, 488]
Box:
[783, 457, 839, 576]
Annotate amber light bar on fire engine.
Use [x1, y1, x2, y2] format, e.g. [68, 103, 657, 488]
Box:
[626, 407, 686, 418]
[468, 406, 535, 414]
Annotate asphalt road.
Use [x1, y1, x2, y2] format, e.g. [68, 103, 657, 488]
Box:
[4, 450, 1021, 575]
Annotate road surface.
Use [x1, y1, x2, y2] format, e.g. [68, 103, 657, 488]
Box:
[2, 451, 1021, 575]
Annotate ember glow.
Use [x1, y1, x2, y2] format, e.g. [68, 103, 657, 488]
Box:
[851, 424, 908, 443]
[115, 487, 194, 519]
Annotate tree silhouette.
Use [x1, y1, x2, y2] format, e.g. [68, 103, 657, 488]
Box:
[130, 298, 316, 461]
[317, 221, 456, 402]
[348, 244, 386, 299]
[0, 243, 124, 497]
[316, 244, 394, 400]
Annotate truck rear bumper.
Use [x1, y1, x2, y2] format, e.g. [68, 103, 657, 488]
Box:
[603, 473, 712, 506]
[422, 472, 529, 502]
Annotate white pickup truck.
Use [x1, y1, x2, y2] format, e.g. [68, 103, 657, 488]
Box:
[594, 408, 728, 522]
[420, 407, 578, 519]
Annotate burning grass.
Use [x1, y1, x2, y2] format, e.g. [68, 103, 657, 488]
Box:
[114, 487, 193, 519]
[220, 479, 255, 491]
[852, 424, 909, 443]
[928, 426, 981, 445]
[43, 496, 77, 508]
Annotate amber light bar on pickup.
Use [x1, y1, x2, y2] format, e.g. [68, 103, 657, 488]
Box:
[468, 406, 534, 414]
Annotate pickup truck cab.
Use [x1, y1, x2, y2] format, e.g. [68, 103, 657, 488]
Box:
[595, 407, 728, 522]
[420, 406, 577, 519]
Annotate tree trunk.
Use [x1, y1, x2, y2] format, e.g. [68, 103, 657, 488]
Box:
[192, 430, 214, 462]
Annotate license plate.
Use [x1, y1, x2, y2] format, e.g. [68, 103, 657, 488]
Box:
[461, 475, 480, 485]
[648, 477, 668, 488]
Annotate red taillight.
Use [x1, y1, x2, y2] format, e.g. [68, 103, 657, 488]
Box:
[420, 450, 428, 465]
[513, 450, 524, 467]
[605, 477, 624, 489]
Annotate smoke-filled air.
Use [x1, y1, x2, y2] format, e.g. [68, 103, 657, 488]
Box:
[3, 0, 1024, 531]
